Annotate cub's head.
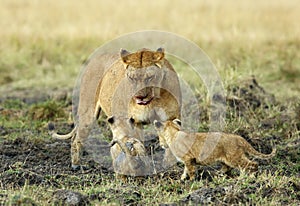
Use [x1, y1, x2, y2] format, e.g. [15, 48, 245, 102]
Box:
[117, 137, 146, 156]
[153, 119, 181, 148]
[120, 48, 166, 106]
[112, 137, 151, 176]
[107, 116, 141, 140]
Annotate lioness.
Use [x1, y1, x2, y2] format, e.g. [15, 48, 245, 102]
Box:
[50, 48, 181, 169]
[107, 116, 152, 178]
[153, 119, 276, 180]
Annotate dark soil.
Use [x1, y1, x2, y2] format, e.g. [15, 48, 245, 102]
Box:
[0, 77, 299, 205]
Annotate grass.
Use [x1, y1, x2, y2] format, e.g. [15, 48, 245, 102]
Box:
[2, 169, 299, 205]
[0, 0, 299, 205]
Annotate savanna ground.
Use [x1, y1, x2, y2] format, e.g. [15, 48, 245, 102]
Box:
[0, 0, 299, 205]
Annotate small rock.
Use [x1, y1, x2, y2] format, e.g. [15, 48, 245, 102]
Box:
[0, 125, 8, 136]
[180, 187, 225, 204]
[53, 190, 89, 206]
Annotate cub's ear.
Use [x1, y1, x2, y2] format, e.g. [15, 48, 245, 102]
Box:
[120, 49, 131, 66]
[153, 120, 163, 129]
[129, 117, 135, 125]
[107, 116, 115, 124]
[172, 119, 181, 127]
[153, 47, 165, 62]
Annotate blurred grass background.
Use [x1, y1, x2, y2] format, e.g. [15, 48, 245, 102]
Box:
[0, 0, 299, 99]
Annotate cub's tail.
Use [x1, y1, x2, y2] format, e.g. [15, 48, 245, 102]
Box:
[245, 140, 276, 159]
[48, 122, 76, 140]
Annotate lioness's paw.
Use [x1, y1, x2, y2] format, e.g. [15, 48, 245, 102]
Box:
[48, 122, 55, 131]
[71, 165, 89, 171]
[180, 174, 188, 181]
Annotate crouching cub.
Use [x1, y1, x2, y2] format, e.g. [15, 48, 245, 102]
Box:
[107, 116, 152, 178]
[153, 119, 276, 180]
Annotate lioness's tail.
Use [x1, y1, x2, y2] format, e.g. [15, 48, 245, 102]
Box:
[48, 123, 77, 140]
[245, 140, 276, 159]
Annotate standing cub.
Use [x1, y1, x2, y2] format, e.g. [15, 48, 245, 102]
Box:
[153, 119, 276, 180]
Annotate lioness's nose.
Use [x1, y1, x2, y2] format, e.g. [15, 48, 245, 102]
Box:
[135, 94, 148, 100]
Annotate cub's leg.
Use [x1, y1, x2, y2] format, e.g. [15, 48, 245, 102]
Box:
[181, 165, 189, 180]
[220, 163, 232, 173]
[115, 173, 127, 181]
[181, 159, 196, 180]
[240, 157, 258, 172]
[225, 155, 258, 172]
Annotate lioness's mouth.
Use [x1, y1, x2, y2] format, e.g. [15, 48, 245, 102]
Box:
[135, 96, 154, 105]
[134, 89, 156, 105]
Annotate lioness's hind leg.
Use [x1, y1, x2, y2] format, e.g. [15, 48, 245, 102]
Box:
[70, 125, 90, 169]
[71, 136, 82, 170]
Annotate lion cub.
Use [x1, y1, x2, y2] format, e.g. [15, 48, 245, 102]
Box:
[107, 116, 151, 178]
[153, 119, 276, 180]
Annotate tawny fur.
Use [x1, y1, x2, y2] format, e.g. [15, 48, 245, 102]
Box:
[107, 116, 143, 161]
[50, 48, 181, 168]
[108, 116, 152, 178]
[154, 119, 276, 180]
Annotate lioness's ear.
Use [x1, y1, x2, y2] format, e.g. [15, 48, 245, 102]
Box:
[120, 48, 130, 58]
[172, 119, 181, 127]
[157, 48, 164, 53]
[120, 49, 131, 67]
[107, 116, 115, 124]
[153, 47, 165, 62]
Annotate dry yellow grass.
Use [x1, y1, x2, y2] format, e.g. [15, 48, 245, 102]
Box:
[0, 0, 299, 97]
[1, 0, 299, 42]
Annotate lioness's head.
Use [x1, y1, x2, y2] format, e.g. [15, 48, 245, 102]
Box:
[153, 119, 181, 148]
[120, 48, 166, 106]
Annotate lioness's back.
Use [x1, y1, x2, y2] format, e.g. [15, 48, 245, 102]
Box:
[76, 52, 120, 123]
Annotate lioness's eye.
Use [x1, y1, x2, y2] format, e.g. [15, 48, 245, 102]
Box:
[128, 76, 135, 82]
[145, 76, 154, 83]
